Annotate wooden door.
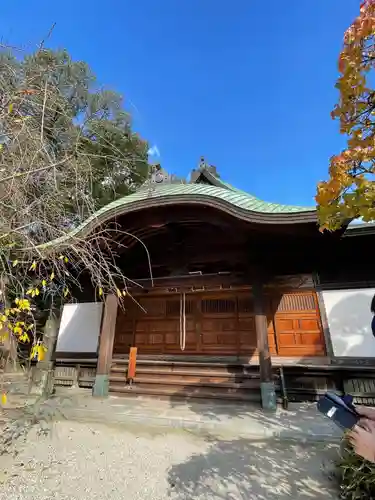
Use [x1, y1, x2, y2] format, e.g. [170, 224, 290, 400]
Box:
[113, 289, 325, 358]
[114, 294, 200, 355]
[135, 294, 200, 354]
[199, 293, 239, 355]
[114, 290, 256, 356]
[271, 291, 325, 357]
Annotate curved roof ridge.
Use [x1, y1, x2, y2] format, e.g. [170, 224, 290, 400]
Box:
[34, 183, 316, 252]
[135, 183, 313, 211]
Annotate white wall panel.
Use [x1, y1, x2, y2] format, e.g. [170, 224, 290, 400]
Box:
[56, 302, 103, 353]
[323, 289, 375, 358]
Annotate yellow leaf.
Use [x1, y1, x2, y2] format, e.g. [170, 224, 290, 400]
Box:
[18, 299, 30, 311]
[122, 290, 127, 296]
[116, 288, 122, 297]
[12, 260, 18, 267]
[98, 287, 103, 297]
[59, 255, 64, 260]
[41, 279, 47, 287]
[34, 288, 40, 296]
[63, 287, 69, 297]
[64, 256, 69, 263]
[29, 261, 37, 271]
[1, 393, 7, 405]
[19, 333, 29, 342]
[26, 289, 33, 295]
[8, 103, 13, 114]
[37, 345, 45, 361]
[50, 272, 55, 281]
[30, 344, 47, 360]
[0, 144, 3, 151]
[0, 315, 6, 322]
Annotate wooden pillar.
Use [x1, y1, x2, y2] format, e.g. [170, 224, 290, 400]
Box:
[93, 294, 118, 397]
[253, 279, 277, 411]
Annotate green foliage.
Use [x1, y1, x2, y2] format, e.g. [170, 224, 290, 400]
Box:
[0, 47, 149, 225]
[0, 45, 150, 365]
[335, 439, 375, 499]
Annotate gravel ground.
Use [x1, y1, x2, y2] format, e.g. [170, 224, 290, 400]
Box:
[0, 420, 340, 500]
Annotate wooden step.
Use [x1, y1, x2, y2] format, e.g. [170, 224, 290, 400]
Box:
[109, 384, 261, 402]
[134, 374, 259, 385]
[111, 360, 261, 376]
[110, 367, 262, 381]
[110, 357, 265, 404]
[109, 375, 261, 390]
[112, 358, 258, 369]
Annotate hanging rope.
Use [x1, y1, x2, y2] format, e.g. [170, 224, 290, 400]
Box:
[179, 291, 186, 351]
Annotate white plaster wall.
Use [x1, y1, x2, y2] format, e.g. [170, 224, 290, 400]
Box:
[323, 288, 375, 358]
[56, 302, 103, 353]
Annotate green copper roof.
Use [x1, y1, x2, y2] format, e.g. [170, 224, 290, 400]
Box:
[134, 183, 313, 213]
[36, 174, 316, 251]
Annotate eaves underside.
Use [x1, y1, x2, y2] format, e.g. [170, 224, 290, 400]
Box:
[36, 185, 317, 251]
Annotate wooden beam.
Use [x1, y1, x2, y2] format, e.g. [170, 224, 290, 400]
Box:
[253, 279, 277, 411]
[125, 273, 249, 291]
[93, 294, 118, 397]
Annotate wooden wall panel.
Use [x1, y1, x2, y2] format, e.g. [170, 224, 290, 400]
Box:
[113, 288, 325, 358]
[200, 295, 238, 354]
[271, 291, 325, 356]
[113, 309, 133, 355]
[266, 312, 277, 355]
[238, 293, 258, 355]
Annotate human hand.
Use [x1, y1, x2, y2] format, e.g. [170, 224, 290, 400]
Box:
[359, 418, 375, 432]
[348, 425, 375, 463]
[356, 406, 375, 421]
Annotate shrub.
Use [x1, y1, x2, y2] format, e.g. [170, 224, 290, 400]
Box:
[335, 439, 375, 499]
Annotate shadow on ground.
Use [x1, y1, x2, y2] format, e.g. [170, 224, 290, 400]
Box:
[168, 435, 339, 499]
[168, 396, 337, 437]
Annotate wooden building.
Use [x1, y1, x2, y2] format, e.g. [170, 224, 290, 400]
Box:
[54, 163, 375, 409]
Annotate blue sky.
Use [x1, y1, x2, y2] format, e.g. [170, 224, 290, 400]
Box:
[0, 0, 361, 206]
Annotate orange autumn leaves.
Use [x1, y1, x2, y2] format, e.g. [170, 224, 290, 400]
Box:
[317, 0, 375, 230]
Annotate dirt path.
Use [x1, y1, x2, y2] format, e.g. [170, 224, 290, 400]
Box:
[0, 420, 339, 500]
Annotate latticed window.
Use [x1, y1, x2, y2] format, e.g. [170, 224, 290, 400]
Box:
[276, 293, 316, 312]
[202, 299, 236, 314]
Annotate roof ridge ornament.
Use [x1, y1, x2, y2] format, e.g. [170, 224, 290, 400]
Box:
[198, 157, 219, 178]
[146, 163, 186, 196]
[199, 156, 207, 170]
